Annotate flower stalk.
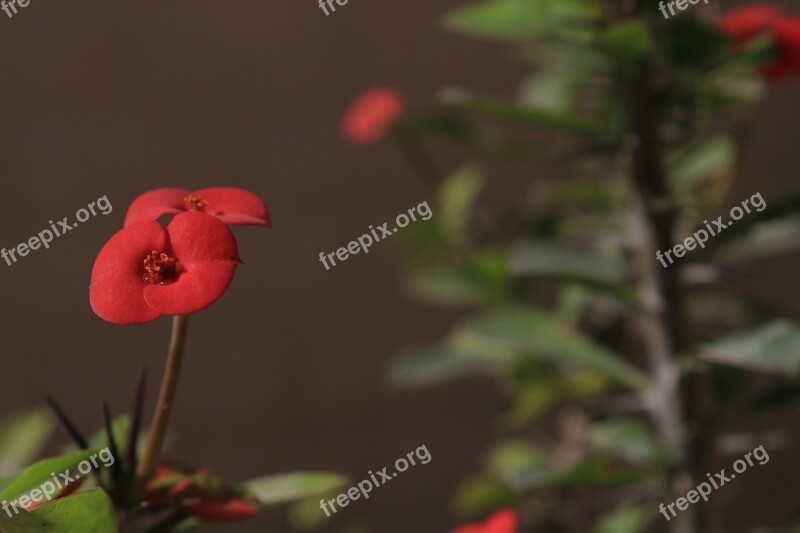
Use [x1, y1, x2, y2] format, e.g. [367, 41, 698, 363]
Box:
[136, 314, 191, 489]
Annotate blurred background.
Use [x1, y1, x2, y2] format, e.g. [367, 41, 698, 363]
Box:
[0, 1, 798, 531]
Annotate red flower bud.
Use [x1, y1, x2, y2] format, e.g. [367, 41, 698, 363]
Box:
[341, 88, 405, 144]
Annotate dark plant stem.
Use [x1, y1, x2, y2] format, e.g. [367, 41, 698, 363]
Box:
[134, 315, 190, 496]
[622, 57, 702, 533]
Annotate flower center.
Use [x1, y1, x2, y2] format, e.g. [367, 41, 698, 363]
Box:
[143, 250, 181, 285]
[184, 195, 208, 212]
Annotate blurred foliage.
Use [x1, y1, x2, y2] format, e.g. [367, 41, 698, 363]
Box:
[388, 0, 800, 530]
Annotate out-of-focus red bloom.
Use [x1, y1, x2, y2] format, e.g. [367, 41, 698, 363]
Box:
[451, 509, 519, 533]
[146, 464, 259, 523]
[341, 88, 405, 144]
[125, 187, 270, 227]
[90, 212, 240, 325]
[720, 5, 800, 80]
[185, 496, 260, 522]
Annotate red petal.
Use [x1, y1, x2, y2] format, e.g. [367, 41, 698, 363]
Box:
[720, 6, 783, 43]
[341, 88, 405, 144]
[451, 509, 519, 533]
[90, 222, 168, 324]
[186, 497, 260, 522]
[192, 187, 271, 227]
[143, 260, 238, 316]
[761, 17, 800, 80]
[165, 212, 240, 263]
[125, 188, 189, 226]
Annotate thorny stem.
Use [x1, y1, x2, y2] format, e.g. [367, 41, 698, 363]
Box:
[622, 55, 701, 532]
[134, 315, 190, 498]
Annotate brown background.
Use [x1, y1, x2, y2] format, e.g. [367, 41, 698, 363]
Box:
[0, 1, 798, 532]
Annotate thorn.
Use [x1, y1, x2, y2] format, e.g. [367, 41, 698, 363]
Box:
[126, 369, 147, 473]
[102, 402, 122, 483]
[44, 395, 89, 449]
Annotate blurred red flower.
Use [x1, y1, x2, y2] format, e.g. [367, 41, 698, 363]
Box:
[342, 88, 405, 144]
[451, 509, 519, 533]
[125, 187, 270, 227]
[146, 465, 260, 522]
[184, 497, 260, 522]
[90, 212, 240, 325]
[720, 5, 800, 80]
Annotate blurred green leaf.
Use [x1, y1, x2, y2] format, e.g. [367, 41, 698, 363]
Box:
[453, 308, 649, 388]
[388, 344, 512, 387]
[0, 410, 53, 476]
[594, 20, 651, 74]
[0, 489, 117, 533]
[486, 440, 550, 489]
[441, 89, 603, 136]
[408, 251, 509, 307]
[550, 455, 649, 487]
[702, 321, 800, 375]
[593, 504, 653, 533]
[438, 165, 484, 244]
[454, 475, 517, 519]
[714, 215, 800, 263]
[591, 418, 656, 464]
[659, 17, 729, 68]
[509, 241, 631, 285]
[670, 136, 735, 199]
[0, 449, 100, 503]
[243, 472, 348, 507]
[444, 0, 596, 41]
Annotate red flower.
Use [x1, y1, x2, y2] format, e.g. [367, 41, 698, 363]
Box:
[90, 212, 241, 325]
[125, 187, 270, 227]
[452, 509, 519, 533]
[720, 5, 800, 80]
[341, 88, 405, 144]
[185, 496, 260, 522]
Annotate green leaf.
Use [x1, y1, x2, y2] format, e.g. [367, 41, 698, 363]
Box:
[594, 20, 651, 73]
[388, 344, 512, 387]
[714, 215, 800, 263]
[702, 321, 800, 375]
[0, 449, 101, 503]
[444, 0, 596, 41]
[438, 165, 484, 244]
[0, 410, 54, 476]
[486, 441, 550, 489]
[550, 456, 649, 487]
[408, 251, 509, 307]
[243, 472, 348, 507]
[454, 476, 517, 519]
[0, 489, 117, 533]
[659, 17, 729, 68]
[591, 418, 656, 464]
[454, 308, 650, 388]
[593, 504, 653, 533]
[441, 89, 603, 136]
[509, 241, 631, 285]
[670, 136, 735, 198]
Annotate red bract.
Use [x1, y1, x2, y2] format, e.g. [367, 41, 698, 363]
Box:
[342, 88, 405, 144]
[90, 212, 241, 325]
[185, 496, 260, 522]
[451, 509, 519, 533]
[720, 5, 800, 80]
[125, 187, 270, 227]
